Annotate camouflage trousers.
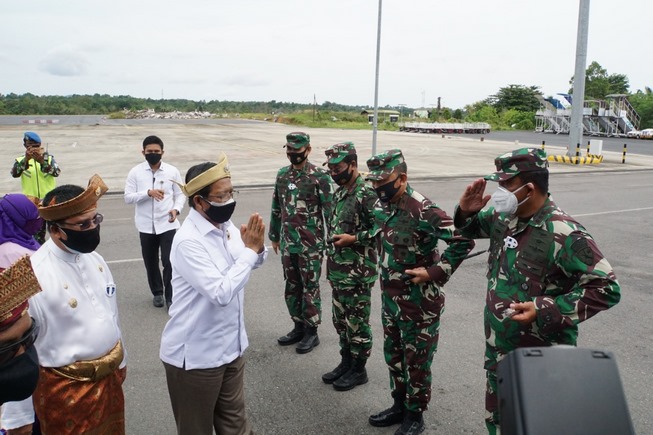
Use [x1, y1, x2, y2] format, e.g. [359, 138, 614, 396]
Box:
[330, 283, 373, 360]
[485, 368, 500, 435]
[381, 291, 445, 412]
[281, 251, 323, 327]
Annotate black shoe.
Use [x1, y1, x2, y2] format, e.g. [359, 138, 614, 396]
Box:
[369, 402, 404, 427]
[394, 411, 424, 435]
[333, 359, 368, 391]
[322, 350, 352, 384]
[153, 295, 164, 307]
[277, 322, 305, 346]
[296, 327, 319, 354]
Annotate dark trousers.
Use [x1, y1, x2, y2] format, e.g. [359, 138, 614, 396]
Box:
[163, 357, 253, 435]
[139, 230, 175, 303]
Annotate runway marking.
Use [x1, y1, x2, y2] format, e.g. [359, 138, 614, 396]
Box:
[575, 206, 653, 217]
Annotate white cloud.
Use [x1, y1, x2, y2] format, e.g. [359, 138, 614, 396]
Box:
[39, 44, 88, 77]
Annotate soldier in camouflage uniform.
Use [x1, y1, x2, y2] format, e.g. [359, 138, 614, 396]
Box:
[269, 132, 333, 354]
[454, 148, 621, 434]
[365, 149, 475, 435]
[321, 142, 378, 391]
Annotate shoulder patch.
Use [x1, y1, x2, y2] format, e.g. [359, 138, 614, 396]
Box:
[570, 236, 594, 265]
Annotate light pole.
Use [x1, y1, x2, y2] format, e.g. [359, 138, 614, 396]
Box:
[372, 0, 382, 156]
[569, 0, 590, 156]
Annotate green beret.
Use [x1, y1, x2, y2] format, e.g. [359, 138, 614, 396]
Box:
[324, 142, 357, 165]
[485, 148, 548, 182]
[285, 131, 310, 149]
[366, 149, 404, 181]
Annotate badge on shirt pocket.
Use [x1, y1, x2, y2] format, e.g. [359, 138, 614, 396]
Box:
[106, 283, 117, 297]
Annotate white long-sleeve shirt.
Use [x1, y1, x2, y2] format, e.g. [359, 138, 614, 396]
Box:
[2, 239, 125, 427]
[124, 161, 185, 234]
[160, 208, 267, 370]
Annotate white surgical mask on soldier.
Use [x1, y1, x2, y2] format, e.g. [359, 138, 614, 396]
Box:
[491, 184, 529, 215]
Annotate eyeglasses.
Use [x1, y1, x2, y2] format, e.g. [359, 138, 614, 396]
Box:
[0, 317, 39, 365]
[202, 190, 238, 205]
[56, 213, 103, 231]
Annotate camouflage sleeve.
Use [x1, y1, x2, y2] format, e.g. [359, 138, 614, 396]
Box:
[533, 230, 621, 335]
[453, 204, 493, 239]
[41, 153, 61, 177]
[424, 205, 475, 286]
[354, 188, 381, 244]
[10, 158, 25, 178]
[268, 174, 282, 243]
[317, 172, 333, 234]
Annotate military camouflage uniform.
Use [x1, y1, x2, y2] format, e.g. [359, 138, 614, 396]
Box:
[269, 146, 332, 328]
[367, 149, 475, 413]
[454, 148, 621, 434]
[326, 169, 378, 361]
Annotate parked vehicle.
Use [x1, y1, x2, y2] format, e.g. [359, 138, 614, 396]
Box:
[626, 130, 641, 138]
[640, 128, 653, 139]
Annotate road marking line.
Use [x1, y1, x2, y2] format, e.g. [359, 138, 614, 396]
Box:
[575, 207, 653, 217]
[106, 258, 142, 264]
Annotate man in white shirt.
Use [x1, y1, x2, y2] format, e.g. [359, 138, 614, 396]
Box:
[160, 154, 267, 435]
[2, 175, 127, 434]
[125, 135, 185, 308]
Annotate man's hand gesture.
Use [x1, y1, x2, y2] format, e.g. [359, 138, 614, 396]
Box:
[241, 213, 265, 254]
[459, 178, 491, 217]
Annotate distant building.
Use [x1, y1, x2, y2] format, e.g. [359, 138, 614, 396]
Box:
[361, 109, 400, 123]
[412, 108, 430, 119]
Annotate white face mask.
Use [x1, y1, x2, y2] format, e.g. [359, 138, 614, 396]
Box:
[491, 184, 530, 215]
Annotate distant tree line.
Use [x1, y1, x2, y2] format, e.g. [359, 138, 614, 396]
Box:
[2, 61, 651, 130]
[0, 93, 406, 117]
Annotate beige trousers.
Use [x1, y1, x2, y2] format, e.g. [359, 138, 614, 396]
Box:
[163, 356, 253, 435]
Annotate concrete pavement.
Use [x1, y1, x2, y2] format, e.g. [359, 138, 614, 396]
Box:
[2, 120, 653, 194]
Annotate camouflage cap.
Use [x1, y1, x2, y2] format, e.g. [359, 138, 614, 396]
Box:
[284, 131, 310, 149]
[324, 142, 357, 165]
[484, 147, 548, 182]
[365, 149, 405, 181]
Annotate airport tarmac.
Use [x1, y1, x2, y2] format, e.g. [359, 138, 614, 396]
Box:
[2, 119, 653, 194]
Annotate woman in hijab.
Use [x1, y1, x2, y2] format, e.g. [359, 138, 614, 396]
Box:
[0, 193, 42, 269]
[0, 193, 42, 435]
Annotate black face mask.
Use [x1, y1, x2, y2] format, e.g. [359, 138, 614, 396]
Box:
[145, 153, 162, 165]
[0, 345, 39, 405]
[60, 225, 101, 254]
[204, 199, 237, 224]
[287, 151, 307, 165]
[374, 178, 401, 203]
[331, 167, 353, 186]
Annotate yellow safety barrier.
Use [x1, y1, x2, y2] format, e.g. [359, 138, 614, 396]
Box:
[547, 154, 604, 165]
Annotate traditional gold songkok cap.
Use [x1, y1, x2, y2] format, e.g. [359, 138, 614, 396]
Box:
[177, 153, 231, 197]
[0, 256, 41, 330]
[38, 175, 108, 221]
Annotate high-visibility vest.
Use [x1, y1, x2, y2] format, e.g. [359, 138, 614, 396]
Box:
[15, 155, 57, 199]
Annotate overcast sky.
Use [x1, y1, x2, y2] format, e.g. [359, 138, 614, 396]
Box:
[2, 0, 650, 110]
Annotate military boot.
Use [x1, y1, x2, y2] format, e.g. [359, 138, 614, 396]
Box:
[369, 392, 405, 427]
[394, 411, 424, 435]
[295, 326, 319, 354]
[322, 348, 352, 384]
[333, 358, 368, 391]
[277, 322, 305, 346]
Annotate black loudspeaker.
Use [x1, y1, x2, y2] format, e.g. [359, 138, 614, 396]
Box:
[497, 346, 635, 435]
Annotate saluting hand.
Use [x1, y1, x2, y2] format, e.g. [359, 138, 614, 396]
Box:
[459, 178, 491, 216]
[241, 213, 265, 253]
